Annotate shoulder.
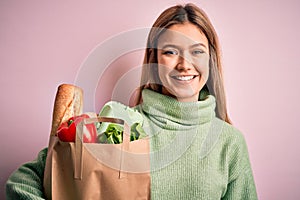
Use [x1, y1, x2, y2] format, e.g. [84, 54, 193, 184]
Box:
[199, 118, 247, 160]
[215, 118, 247, 150]
[210, 118, 250, 168]
[214, 118, 252, 179]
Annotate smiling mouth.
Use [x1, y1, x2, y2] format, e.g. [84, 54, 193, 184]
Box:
[171, 75, 199, 81]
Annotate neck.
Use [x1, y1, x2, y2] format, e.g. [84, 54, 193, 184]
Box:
[161, 87, 199, 102]
[140, 89, 216, 129]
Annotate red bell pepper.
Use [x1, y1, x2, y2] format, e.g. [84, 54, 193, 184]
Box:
[57, 114, 97, 143]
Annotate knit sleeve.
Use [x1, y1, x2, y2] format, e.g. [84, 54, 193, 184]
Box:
[6, 148, 48, 200]
[222, 132, 258, 200]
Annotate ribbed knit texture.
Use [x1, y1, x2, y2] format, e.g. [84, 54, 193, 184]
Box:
[139, 89, 257, 200]
[6, 89, 257, 199]
[6, 148, 48, 200]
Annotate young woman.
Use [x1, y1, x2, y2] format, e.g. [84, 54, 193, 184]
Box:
[6, 3, 257, 199]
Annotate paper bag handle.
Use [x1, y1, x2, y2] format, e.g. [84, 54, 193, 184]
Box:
[74, 116, 130, 180]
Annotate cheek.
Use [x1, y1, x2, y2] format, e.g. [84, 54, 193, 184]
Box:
[198, 65, 209, 78]
[157, 56, 176, 80]
[158, 65, 170, 81]
[158, 54, 178, 68]
[194, 55, 209, 79]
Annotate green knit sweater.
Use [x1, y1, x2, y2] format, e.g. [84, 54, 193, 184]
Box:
[6, 89, 257, 199]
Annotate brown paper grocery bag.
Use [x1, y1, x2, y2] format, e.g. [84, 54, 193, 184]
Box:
[43, 117, 150, 200]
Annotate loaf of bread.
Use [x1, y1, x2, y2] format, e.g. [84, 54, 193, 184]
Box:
[50, 84, 83, 136]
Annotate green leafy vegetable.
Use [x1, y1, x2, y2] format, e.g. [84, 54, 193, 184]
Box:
[130, 123, 147, 141]
[97, 122, 146, 144]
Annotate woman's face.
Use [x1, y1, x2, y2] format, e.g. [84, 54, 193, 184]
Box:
[156, 22, 209, 102]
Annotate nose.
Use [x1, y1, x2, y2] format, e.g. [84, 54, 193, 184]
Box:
[176, 51, 193, 71]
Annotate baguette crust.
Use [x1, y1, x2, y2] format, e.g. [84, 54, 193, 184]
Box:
[50, 84, 83, 136]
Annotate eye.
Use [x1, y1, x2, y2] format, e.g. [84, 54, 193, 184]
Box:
[162, 49, 178, 55]
[192, 49, 205, 55]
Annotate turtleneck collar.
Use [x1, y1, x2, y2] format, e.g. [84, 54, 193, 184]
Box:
[140, 89, 216, 129]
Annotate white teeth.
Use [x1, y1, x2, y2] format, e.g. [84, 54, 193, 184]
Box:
[173, 75, 194, 81]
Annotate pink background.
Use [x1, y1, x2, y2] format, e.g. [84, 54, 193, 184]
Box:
[1, 0, 300, 199]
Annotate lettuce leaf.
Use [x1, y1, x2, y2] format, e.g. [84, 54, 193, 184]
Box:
[97, 122, 146, 144]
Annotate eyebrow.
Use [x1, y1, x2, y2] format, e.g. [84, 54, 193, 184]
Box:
[159, 43, 208, 50]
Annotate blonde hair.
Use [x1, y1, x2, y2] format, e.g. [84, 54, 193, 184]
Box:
[134, 3, 231, 124]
